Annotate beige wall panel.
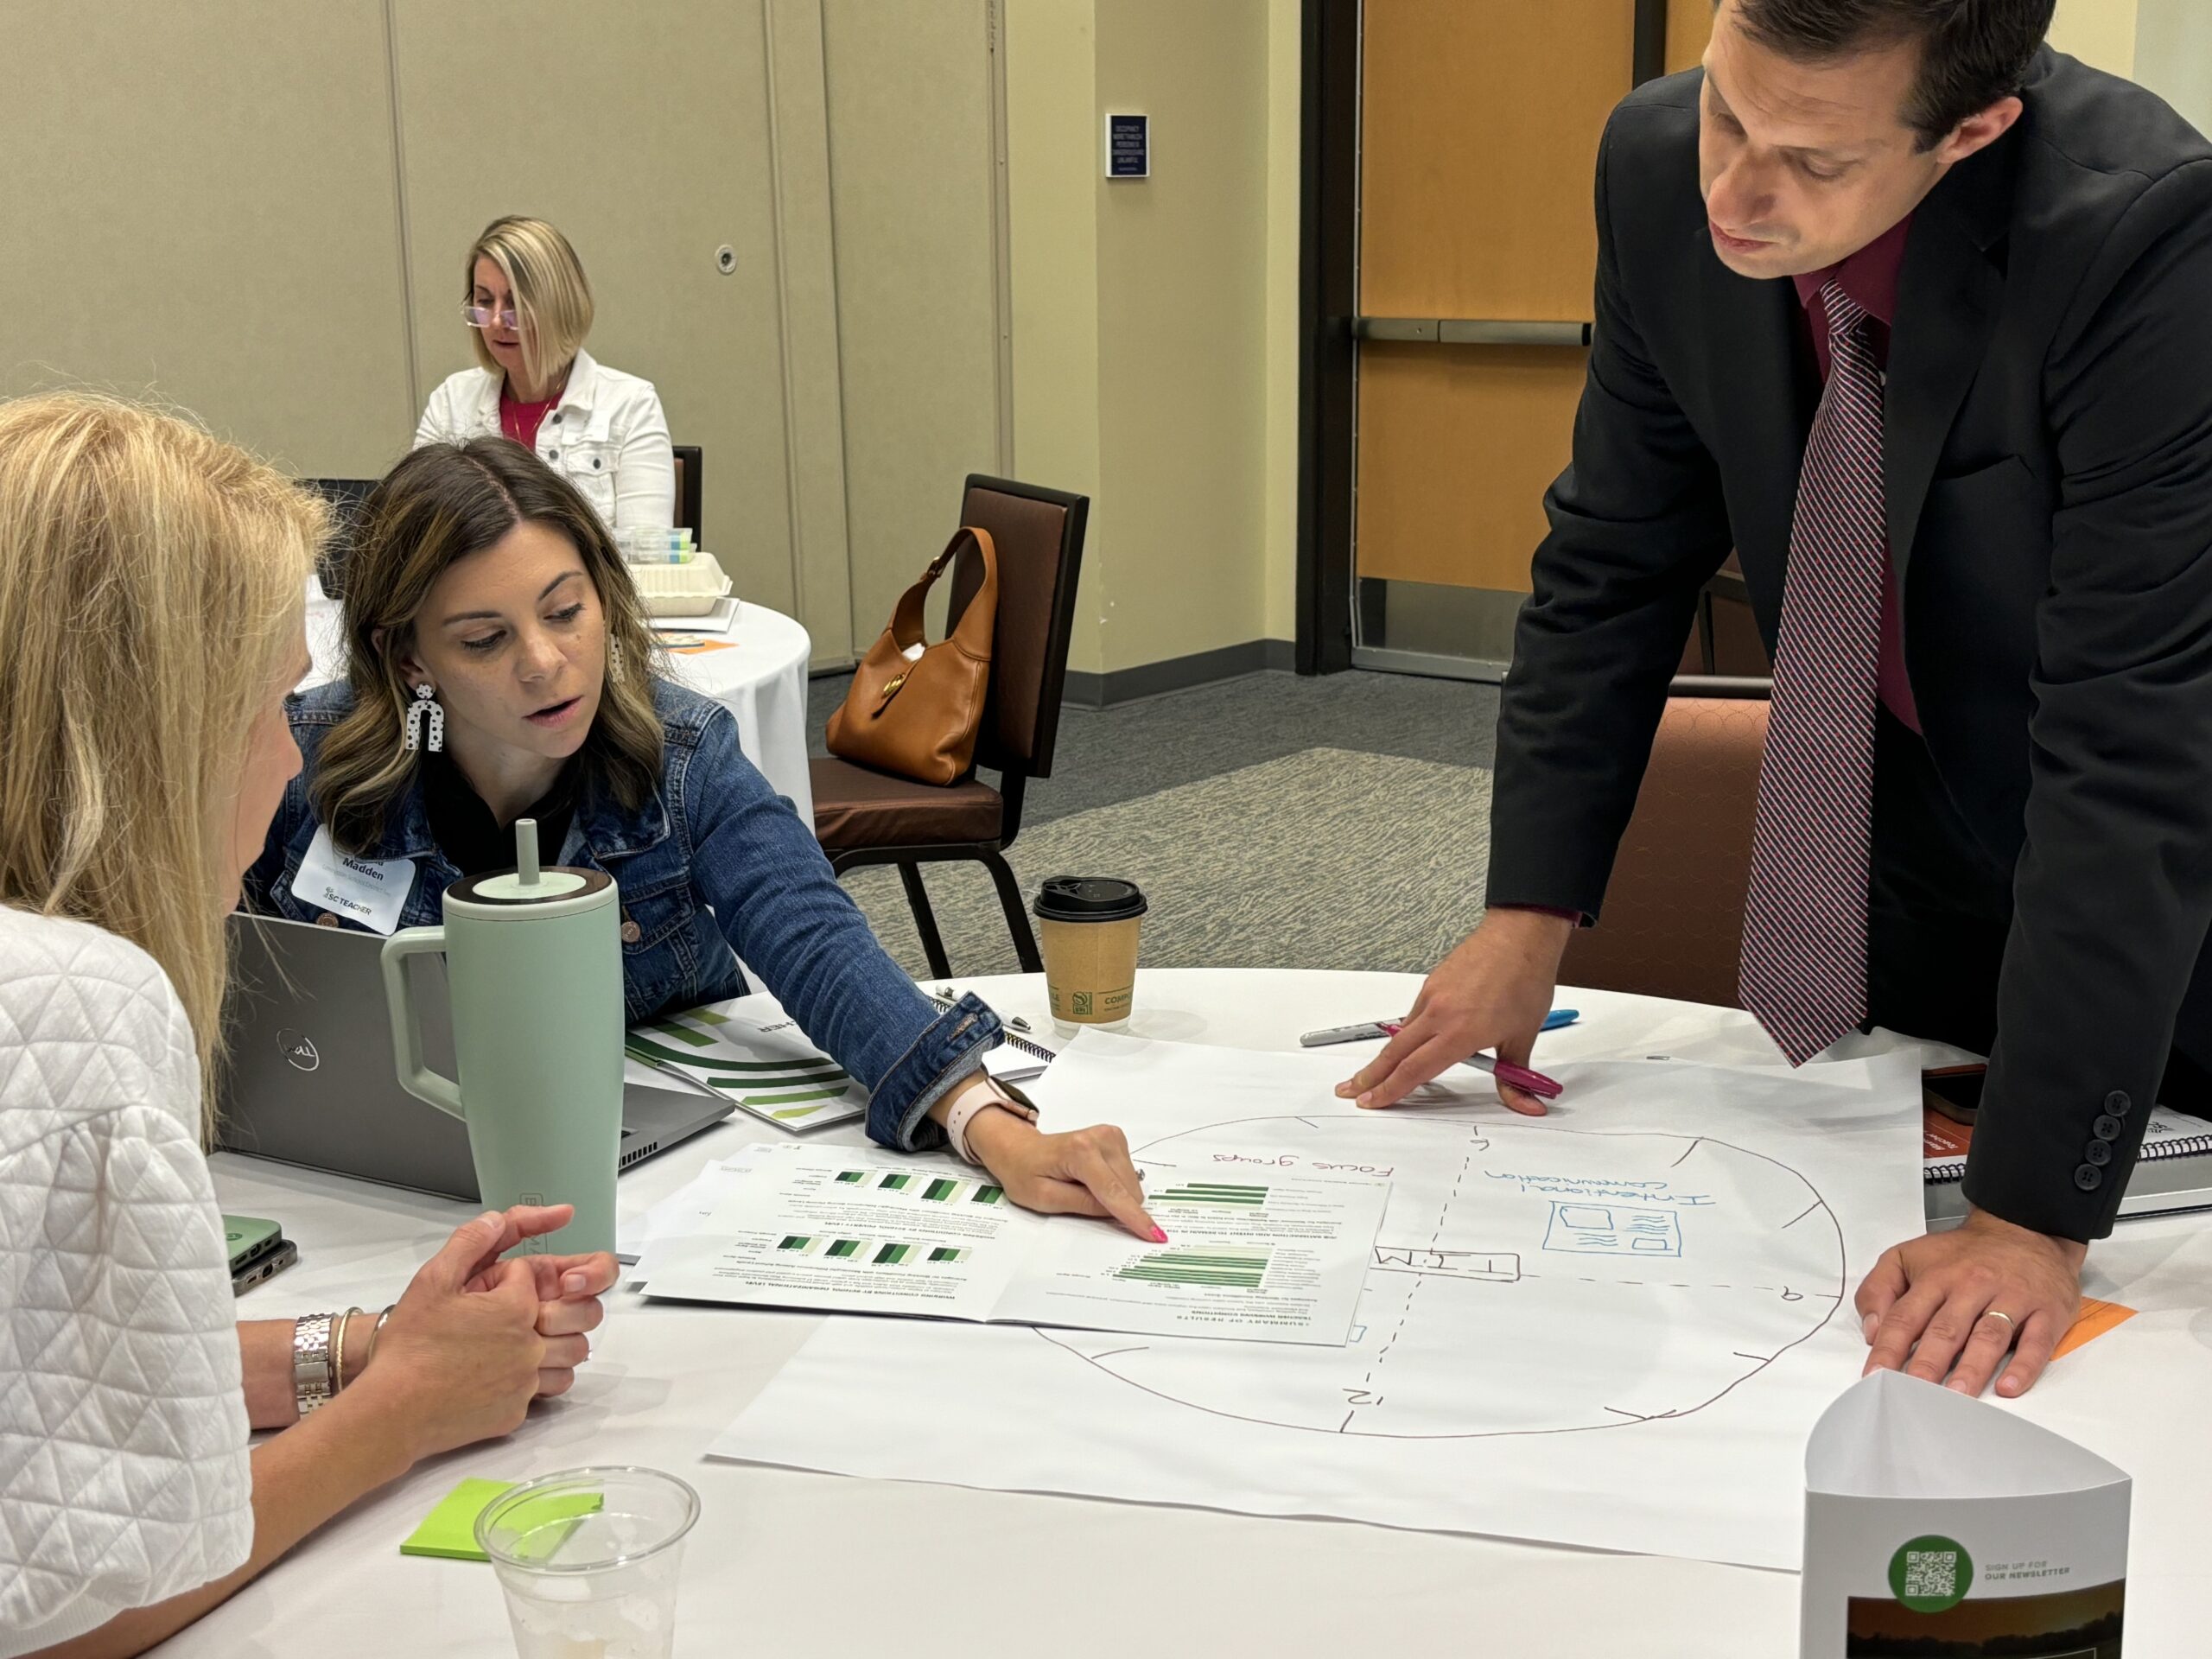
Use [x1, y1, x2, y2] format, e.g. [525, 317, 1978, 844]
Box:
[1004, 0, 1104, 673]
[0, 0, 412, 476]
[1359, 0, 1634, 321]
[1667, 0, 1715, 73]
[1262, 0, 1303, 645]
[392, 0, 799, 615]
[2135, 0, 2212, 133]
[1355, 343, 1585, 592]
[1094, 0, 1271, 672]
[823, 0, 1005, 647]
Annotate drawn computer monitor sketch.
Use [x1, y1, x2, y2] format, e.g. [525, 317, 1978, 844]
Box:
[1041, 1111, 1845, 1439]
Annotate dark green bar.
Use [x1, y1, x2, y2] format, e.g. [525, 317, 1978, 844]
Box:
[924, 1179, 959, 1203]
[836, 1172, 866, 1185]
[875, 1243, 909, 1265]
[880, 1173, 912, 1192]
[778, 1235, 810, 1250]
[930, 1247, 963, 1262]
[973, 1186, 1004, 1205]
[829, 1239, 861, 1257]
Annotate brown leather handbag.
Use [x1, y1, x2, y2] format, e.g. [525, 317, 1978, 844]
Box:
[826, 527, 998, 785]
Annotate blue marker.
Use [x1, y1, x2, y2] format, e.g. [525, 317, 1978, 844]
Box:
[1541, 1008, 1580, 1033]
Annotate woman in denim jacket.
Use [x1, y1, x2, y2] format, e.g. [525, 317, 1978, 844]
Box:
[249, 440, 1159, 1238]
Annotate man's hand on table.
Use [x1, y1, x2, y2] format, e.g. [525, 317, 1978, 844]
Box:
[1856, 1206, 2086, 1398]
[1336, 908, 1573, 1114]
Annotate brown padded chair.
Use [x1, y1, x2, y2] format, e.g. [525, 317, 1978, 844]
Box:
[810, 475, 1089, 978]
[671, 445, 702, 537]
[1557, 676, 1771, 1008]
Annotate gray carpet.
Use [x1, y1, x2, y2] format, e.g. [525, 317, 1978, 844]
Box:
[840, 746, 1493, 978]
[810, 666, 1503, 828]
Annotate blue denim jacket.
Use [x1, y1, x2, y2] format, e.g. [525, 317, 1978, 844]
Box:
[245, 678, 995, 1151]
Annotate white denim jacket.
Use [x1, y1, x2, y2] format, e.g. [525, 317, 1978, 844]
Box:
[413, 347, 675, 532]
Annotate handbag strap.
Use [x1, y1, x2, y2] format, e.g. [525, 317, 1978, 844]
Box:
[889, 527, 998, 654]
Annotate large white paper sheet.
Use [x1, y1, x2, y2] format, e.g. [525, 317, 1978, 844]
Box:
[644, 1144, 1388, 1344]
[709, 1033, 1927, 1569]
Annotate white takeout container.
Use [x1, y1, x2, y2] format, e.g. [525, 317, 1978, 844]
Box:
[632, 553, 733, 617]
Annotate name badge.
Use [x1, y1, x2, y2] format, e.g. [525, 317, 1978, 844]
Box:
[290, 825, 416, 936]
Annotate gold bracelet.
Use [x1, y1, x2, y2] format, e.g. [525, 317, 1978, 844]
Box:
[331, 1306, 365, 1392]
[360, 1304, 397, 1374]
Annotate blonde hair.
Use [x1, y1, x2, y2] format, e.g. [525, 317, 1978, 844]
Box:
[466, 216, 595, 391]
[313, 440, 664, 855]
[0, 393, 324, 1140]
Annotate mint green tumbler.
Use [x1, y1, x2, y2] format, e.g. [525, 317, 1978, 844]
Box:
[381, 819, 622, 1256]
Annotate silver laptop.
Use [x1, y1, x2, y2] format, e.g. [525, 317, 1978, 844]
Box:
[218, 914, 733, 1202]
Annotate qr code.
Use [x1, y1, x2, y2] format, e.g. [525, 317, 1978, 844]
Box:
[1903, 1550, 1959, 1600]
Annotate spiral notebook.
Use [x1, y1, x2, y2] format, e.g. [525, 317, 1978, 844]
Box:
[1925, 1103, 2212, 1224]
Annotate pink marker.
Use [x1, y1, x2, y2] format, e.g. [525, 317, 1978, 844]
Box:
[1376, 1023, 1564, 1100]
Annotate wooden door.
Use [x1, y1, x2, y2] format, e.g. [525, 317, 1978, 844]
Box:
[1353, 0, 1640, 667]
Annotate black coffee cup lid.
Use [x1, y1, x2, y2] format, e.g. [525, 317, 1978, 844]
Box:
[1033, 876, 1147, 923]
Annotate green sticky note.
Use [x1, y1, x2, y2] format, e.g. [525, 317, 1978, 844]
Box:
[400, 1478, 602, 1562]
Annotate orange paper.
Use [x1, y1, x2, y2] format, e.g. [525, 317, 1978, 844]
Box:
[2053, 1296, 2137, 1360]
[671, 640, 737, 656]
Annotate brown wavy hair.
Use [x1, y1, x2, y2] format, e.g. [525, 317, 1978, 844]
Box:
[311, 440, 664, 855]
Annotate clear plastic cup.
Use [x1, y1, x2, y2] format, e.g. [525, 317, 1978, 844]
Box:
[475, 1466, 700, 1659]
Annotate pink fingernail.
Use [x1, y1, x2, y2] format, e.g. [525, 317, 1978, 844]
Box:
[1357, 1092, 1374, 1109]
[1151, 1227, 1169, 1243]
[563, 1271, 588, 1295]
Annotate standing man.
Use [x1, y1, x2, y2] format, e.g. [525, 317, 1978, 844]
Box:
[1343, 0, 2212, 1400]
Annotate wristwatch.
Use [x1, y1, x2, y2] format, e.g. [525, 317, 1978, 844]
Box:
[944, 1076, 1040, 1166]
[292, 1313, 336, 1417]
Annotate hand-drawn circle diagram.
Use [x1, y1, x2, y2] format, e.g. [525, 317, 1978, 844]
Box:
[1038, 1112, 1847, 1439]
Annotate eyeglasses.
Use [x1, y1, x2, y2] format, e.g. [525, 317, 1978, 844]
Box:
[461, 302, 520, 331]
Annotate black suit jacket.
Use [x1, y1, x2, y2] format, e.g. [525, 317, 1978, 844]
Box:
[1489, 50, 2212, 1241]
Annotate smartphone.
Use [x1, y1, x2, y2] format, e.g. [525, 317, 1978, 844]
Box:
[1922, 1065, 1987, 1124]
[223, 1214, 284, 1275]
[232, 1238, 298, 1296]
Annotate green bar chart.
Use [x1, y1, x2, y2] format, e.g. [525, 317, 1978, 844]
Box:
[1116, 1248, 1270, 1289]
[1150, 1182, 1269, 1207]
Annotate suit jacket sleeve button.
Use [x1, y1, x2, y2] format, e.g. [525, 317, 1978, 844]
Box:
[2074, 1162, 2105, 1191]
[2104, 1090, 2132, 1116]
[2093, 1114, 2121, 1141]
[2084, 1139, 2112, 1166]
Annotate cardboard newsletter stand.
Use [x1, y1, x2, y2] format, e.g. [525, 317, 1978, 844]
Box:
[1802, 1370, 2130, 1657]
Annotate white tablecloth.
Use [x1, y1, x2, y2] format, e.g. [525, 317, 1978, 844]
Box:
[194, 972, 2212, 1657]
[303, 582, 817, 827]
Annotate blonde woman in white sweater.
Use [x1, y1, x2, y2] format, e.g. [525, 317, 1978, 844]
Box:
[0, 395, 619, 1658]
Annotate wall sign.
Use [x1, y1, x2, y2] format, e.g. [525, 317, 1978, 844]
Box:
[1105, 112, 1149, 180]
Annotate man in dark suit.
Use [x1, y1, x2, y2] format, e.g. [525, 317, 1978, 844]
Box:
[1343, 0, 2212, 1399]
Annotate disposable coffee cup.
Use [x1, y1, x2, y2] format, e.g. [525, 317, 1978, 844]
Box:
[1033, 876, 1147, 1031]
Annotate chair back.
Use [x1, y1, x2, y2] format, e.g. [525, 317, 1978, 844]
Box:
[1557, 677, 1770, 1008]
[943, 475, 1088, 779]
[302, 477, 379, 598]
[671, 445, 702, 537]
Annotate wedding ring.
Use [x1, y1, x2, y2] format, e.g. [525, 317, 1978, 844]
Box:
[1980, 1309, 2017, 1332]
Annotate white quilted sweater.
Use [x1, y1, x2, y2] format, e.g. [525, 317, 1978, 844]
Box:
[0, 907, 252, 1653]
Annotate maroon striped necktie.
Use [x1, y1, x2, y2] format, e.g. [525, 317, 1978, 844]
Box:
[1738, 281, 1885, 1064]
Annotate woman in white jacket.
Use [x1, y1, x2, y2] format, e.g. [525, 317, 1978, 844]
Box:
[415, 215, 675, 534]
[0, 394, 618, 1658]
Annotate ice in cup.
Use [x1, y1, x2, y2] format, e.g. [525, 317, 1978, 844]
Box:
[476, 1466, 699, 1659]
[1033, 876, 1148, 1031]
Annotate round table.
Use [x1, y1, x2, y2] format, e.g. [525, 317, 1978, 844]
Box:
[302, 582, 817, 828]
[195, 972, 2212, 1656]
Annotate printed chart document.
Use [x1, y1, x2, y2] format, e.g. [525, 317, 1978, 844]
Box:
[710, 1032, 1929, 1570]
[624, 1001, 865, 1132]
[640, 1145, 1386, 1345]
